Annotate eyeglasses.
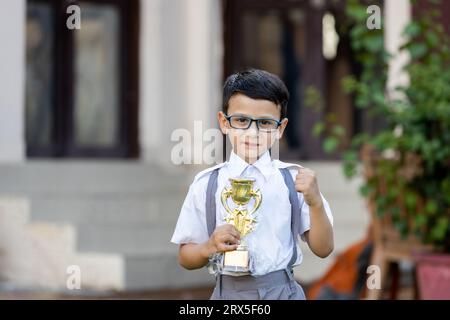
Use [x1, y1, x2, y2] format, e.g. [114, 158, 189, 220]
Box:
[225, 115, 282, 132]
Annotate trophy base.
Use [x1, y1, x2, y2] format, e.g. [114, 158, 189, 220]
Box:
[223, 246, 249, 273]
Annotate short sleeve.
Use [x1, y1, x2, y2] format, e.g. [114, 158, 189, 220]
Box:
[170, 181, 210, 245]
[298, 193, 333, 242]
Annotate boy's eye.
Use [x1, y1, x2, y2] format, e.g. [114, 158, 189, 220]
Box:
[258, 119, 278, 129]
[235, 117, 250, 124]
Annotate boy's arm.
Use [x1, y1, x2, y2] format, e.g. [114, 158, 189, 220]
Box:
[295, 168, 334, 258]
[178, 224, 240, 270]
[178, 242, 211, 270]
[302, 201, 334, 258]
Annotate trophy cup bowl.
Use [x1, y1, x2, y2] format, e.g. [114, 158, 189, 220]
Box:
[221, 177, 262, 273]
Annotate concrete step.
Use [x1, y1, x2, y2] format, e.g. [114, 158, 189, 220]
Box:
[25, 223, 76, 257]
[0, 162, 187, 196]
[18, 222, 124, 291]
[124, 253, 214, 290]
[76, 224, 177, 255]
[0, 197, 123, 291]
[29, 194, 185, 226]
[25, 222, 124, 290]
[68, 252, 124, 291]
[0, 202, 70, 289]
[0, 196, 30, 226]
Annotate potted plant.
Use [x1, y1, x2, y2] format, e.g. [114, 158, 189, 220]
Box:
[312, 0, 450, 299]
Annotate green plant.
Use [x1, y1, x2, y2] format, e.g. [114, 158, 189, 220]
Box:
[312, 0, 450, 251]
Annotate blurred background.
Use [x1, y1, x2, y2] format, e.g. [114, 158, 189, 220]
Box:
[0, 0, 449, 299]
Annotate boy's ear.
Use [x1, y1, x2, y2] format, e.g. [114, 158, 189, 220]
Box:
[276, 118, 288, 139]
[217, 111, 229, 134]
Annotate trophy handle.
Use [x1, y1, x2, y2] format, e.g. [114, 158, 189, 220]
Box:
[248, 189, 262, 216]
[221, 187, 233, 214]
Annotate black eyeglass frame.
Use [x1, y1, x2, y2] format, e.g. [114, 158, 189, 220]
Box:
[224, 114, 283, 131]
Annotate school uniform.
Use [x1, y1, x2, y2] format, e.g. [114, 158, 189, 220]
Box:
[171, 150, 333, 300]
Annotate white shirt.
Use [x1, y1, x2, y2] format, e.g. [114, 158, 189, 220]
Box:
[171, 150, 333, 276]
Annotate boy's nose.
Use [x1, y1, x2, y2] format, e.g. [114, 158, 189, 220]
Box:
[247, 121, 259, 134]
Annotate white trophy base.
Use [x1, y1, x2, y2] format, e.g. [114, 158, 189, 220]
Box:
[223, 246, 249, 273]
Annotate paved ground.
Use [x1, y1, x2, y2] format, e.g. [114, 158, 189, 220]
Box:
[0, 286, 215, 300]
[0, 283, 316, 300]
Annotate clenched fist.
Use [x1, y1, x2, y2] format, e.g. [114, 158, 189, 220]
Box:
[206, 224, 241, 255]
[295, 167, 323, 208]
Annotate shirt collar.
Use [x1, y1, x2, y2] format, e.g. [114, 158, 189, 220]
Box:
[227, 150, 275, 182]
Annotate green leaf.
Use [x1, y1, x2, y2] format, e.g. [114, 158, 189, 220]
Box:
[359, 184, 372, 197]
[403, 22, 421, 38]
[391, 207, 401, 219]
[425, 200, 438, 215]
[364, 35, 384, 53]
[304, 86, 323, 111]
[405, 192, 418, 209]
[346, 2, 368, 21]
[332, 125, 346, 137]
[323, 137, 339, 154]
[394, 220, 409, 238]
[350, 133, 369, 148]
[312, 123, 325, 137]
[343, 150, 358, 162]
[342, 76, 357, 93]
[387, 186, 399, 201]
[426, 30, 439, 47]
[343, 162, 357, 179]
[442, 179, 450, 204]
[414, 214, 428, 228]
[408, 43, 428, 59]
[430, 217, 449, 242]
[375, 196, 387, 209]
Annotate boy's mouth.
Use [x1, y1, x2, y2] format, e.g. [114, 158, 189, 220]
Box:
[244, 141, 259, 148]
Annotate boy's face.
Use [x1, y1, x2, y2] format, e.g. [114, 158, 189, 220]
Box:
[218, 93, 288, 164]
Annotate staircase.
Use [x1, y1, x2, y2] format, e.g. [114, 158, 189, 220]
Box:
[0, 161, 213, 291]
[0, 196, 124, 291]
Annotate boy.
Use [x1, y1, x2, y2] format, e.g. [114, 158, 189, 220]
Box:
[171, 69, 334, 300]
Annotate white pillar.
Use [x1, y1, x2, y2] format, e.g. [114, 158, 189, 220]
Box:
[185, 0, 212, 128]
[384, 0, 411, 98]
[139, 0, 222, 166]
[0, 0, 26, 162]
[139, 0, 162, 160]
[185, 0, 213, 166]
[185, 0, 223, 165]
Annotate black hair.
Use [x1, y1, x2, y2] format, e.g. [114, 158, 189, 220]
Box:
[222, 69, 289, 120]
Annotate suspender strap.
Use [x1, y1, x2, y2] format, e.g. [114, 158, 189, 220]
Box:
[279, 168, 301, 270]
[206, 168, 220, 237]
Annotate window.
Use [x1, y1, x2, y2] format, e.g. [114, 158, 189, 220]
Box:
[25, 0, 139, 158]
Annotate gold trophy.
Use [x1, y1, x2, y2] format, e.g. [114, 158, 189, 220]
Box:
[220, 178, 262, 272]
